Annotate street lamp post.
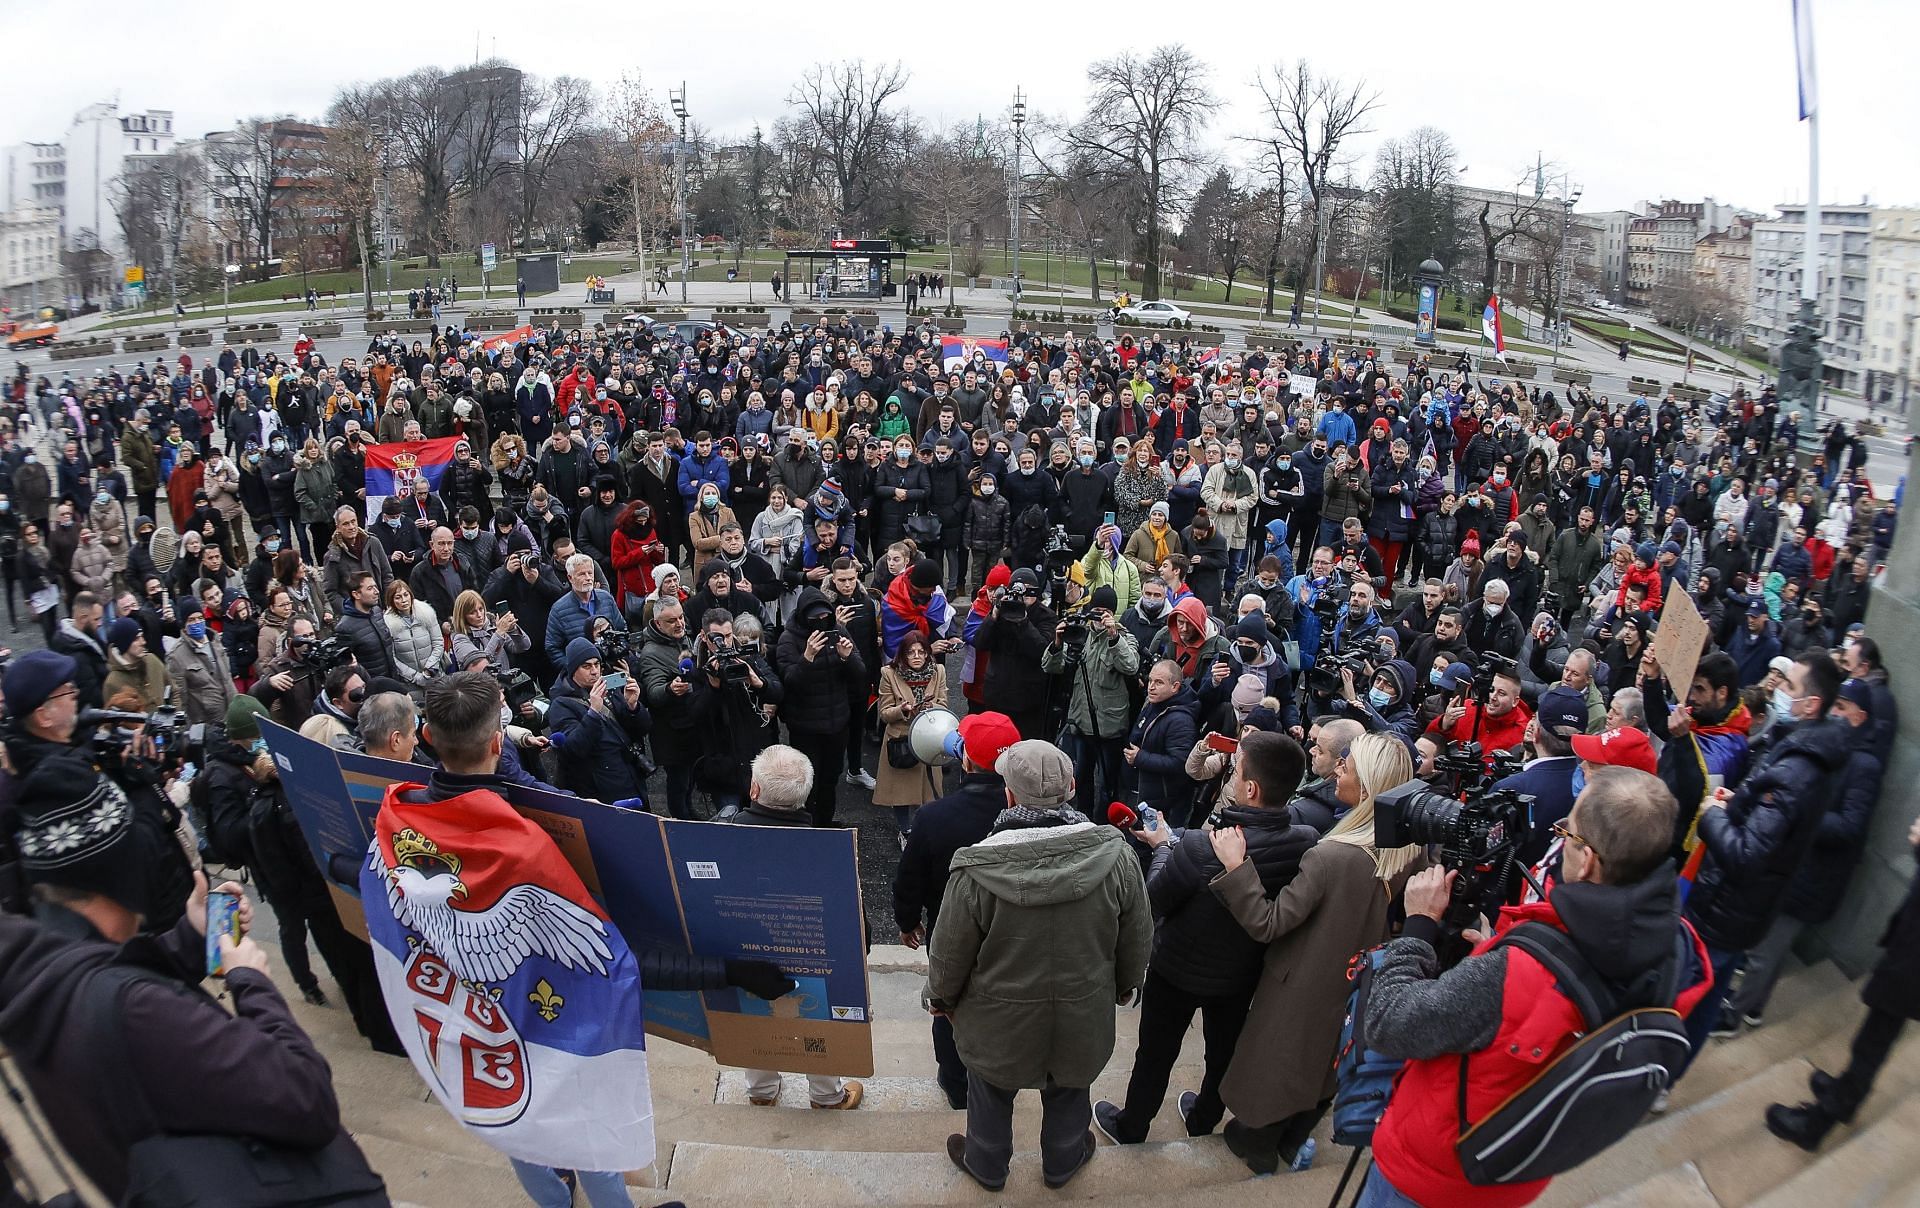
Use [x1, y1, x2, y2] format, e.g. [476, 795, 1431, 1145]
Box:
[1311, 164, 1329, 334]
[1551, 182, 1582, 369]
[669, 84, 690, 305]
[1010, 88, 1026, 312]
[223, 263, 238, 323]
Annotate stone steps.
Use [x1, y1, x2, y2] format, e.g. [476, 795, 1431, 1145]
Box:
[1748, 1096, 1920, 1208]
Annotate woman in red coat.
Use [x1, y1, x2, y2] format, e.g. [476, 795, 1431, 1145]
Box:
[609, 500, 665, 611]
[166, 446, 205, 534]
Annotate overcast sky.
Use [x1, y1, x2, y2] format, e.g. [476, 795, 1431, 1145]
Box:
[10, 0, 1917, 218]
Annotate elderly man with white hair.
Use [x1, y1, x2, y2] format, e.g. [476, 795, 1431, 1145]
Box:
[543, 550, 626, 668]
[1460, 577, 1524, 659]
[728, 745, 866, 1111]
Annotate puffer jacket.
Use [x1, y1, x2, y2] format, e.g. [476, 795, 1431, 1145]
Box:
[69, 537, 112, 598]
[1143, 805, 1317, 998]
[1128, 683, 1201, 813]
[1688, 716, 1856, 951]
[383, 601, 443, 686]
[1782, 724, 1884, 925]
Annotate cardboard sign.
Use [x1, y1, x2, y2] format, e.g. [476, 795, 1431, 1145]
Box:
[1652, 586, 1709, 701]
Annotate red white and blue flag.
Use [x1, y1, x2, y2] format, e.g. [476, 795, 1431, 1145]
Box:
[362, 783, 654, 1172]
[363, 437, 461, 521]
[1482, 295, 1509, 362]
[940, 335, 1008, 372]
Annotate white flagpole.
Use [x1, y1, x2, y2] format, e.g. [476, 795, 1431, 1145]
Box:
[1797, 0, 1820, 311]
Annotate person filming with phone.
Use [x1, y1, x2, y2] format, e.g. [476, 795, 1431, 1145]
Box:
[545, 637, 652, 808]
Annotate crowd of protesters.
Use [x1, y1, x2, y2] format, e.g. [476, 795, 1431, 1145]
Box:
[0, 303, 1913, 1205]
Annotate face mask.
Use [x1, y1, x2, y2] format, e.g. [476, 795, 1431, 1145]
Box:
[265, 538, 282, 553]
[701, 495, 719, 511]
[499, 703, 513, 727]
[1224, 457, 1240, 470]
[22, 454, 34, 464]
[95, 492, 111, 507]
[1278, 458, 1292, 470]
[1368, 687, 1394, 710]
[1018, 466, 1034, 477]
[1138, 597, 1167, 618]
[1430, 669, 1446, 687]
[895, 448, 911, 462]
[1483, 603, 1503, 617]
[461, 527, 479, 541]
[386, 517, 402, 528]
[1569, 765, 1586, 800]
[185, 619, 208, 640]
[271, 439, 286, 451]
[1770, 687, 1798, 723]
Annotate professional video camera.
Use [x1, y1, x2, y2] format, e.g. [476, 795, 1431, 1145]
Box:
[1375, 779, 1539, 961]
[1042, 524, 1077, 576]
[701, 632, 756, 687]
[596, 627, 639, 670]
[298, 633, 355, 674]
[1310, 631, 1386, 695]
[1308, 569, 1350, 626]
[499, 668, 548, 720]
[996, 576, 1041, 623]
[1431, 647, 1525, 789]
[79, 707, 210, 775]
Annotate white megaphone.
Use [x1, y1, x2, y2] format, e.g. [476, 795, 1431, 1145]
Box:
[908, 705, 963, 767]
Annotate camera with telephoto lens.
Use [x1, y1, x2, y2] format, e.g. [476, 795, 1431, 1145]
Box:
[80, 707, 209, 775]
[596, 627, 638, 670]
[1374, 779, 1536, 958]
[298, 634, 355, 674]
[997, 579, 1039, 623]
[1308, 569, 1350, 625]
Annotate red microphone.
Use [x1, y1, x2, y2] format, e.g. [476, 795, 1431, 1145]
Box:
[1106, 802, 1138, 829]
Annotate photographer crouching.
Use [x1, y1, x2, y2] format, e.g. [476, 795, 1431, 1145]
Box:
[0, 650, 195, 929]
[1041, 586, 1141, 813]
[1356, 767, 1712, 1207]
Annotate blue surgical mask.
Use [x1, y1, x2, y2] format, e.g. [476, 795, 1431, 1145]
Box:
[1430, 669, 1445, 687]
[1368, 687, 1393, 710]
[1569, 764, 1586, 800]
[184, 619, 208, 640]
[265, 538, 282, 553]
[1770, 686, 1797, 723]
[1078, 454, 1094, 468]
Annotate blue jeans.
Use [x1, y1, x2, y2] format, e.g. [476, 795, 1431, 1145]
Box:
[1316, 517, 1344, 550]
[1679, 940, 1745, 1074]
[508, 1160, 630, 1208]
[1355, 1164, 1423, 1208]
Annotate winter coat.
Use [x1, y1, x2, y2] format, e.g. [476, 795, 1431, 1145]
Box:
[49, 620, 108, 709]
[545, 670, 652, 804]
[928, 822, 1152, 1089]
[1127, 684, 1201, 814]
[772, 588, 867, 737]
[1145, 806, 1316, 999]
[163, 634, 234, 725]
[1688, 716, 1856, 951]
[962, 492, 1011, 555]
[384, 601, 444, 686]
[1545, 527, 1604, 600]
[292, 458, 339, 525]
[1782, 726, 1884, 925]
[1365, 456, 1420, 542]
[1210, 841, 1419, 1126]
[103, 648, 169, 712]
[874, 664, 947, 808]
[68, 537, 112, 599]
[1041, 622, 1141, 742]
[635, 621, 702, 763]
[893, 771, 1006, 938]
[334, 601, 397, 679]
[1200, 463, 1259, 546]
[1863, 855, 1920, 1022]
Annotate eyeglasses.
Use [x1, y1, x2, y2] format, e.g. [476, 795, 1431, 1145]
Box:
[1551, 819, 1598, 859]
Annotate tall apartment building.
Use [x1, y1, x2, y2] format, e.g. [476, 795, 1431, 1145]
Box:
[63, 102, 176, 261]
[0, 207, 62, 312]
[1626, 218, 1659, 307]
[1693, 217, 1755, 326]
[1583, 209, 1637, 301]
[1747, 203, 1874, 393]
[1864, 208, 1920, 409]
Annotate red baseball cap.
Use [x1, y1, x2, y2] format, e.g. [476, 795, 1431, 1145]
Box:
[1570, 727, 1658, 776]
[957, 712, 1021, 771]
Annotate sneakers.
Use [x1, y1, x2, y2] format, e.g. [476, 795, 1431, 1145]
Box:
[1043, 1132, 1096, 1190]
[1092, 1100, 1138, 1145]
[946, 1134, 1005, 1193]
[1649, 1089, 1672, 1115]
[1177, 1091, 1198, 1130]
[1765, 1101, 1835, 1152]
[812, 1081, 863, 1110]
[748, 1087, 780, 1107]
[1742, 1011, 1765, 1029]
[845, 767, 877, 790]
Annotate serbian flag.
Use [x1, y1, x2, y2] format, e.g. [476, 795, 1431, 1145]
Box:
[363, 436, 461, 520]
[362, 782, 653, 1172]
[1193, 347, 1220, 369]
[1482, 295, 1509, 362]
[482, 324, 535, 353]
[940, 334, 1008, 372]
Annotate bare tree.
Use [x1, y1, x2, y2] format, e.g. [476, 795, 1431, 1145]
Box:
[1068, 46, 1217, 300]
[1253, 61, 1381, 312]
[902, 124, 1002, 282]
[599, 71, 678, 280]
[1022, 116, 1126, 304]
[110, 148, 201, 305]
[376, 67, 460, 266]
[786, 60, 910, 232]
[1183, 168, 1264, 303]
[1471, 171, 1557, 311]
[322, 87, 385, 311]
[205, 117, 295, 280]
[514, 74, 595, 248]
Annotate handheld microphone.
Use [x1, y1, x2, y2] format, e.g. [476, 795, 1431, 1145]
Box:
[1106, 802, 1138, 829]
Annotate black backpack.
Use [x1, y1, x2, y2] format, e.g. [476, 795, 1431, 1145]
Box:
[1454, 921, 1693, 1187]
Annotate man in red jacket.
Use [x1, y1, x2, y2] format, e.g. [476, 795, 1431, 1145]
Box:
[1357, 767, 1711, 1207]
[1426, 666, 1532, 769]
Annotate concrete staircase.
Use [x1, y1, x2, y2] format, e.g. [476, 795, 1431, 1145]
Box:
[10, 940, 1920, 1207]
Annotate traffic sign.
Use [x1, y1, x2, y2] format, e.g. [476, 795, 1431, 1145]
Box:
[481, 243, 497, 272]
[124, 266, 145, 285]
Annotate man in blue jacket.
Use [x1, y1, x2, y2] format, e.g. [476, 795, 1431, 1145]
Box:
[1725, 598, 1783, 687]
[676, 431, 730, 510]
[544, 552, 625, 668]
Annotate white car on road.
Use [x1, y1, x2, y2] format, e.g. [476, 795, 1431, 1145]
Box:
[1113, 299, 1193, 326]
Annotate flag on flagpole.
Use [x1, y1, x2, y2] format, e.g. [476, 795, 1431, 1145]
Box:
[1482, 295, 1509, 362]
[1794, 0, 1818, 120]
[362, 782, 654, 1172]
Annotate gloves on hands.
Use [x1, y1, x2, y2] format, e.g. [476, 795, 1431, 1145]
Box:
[725, 958, 796, 1001]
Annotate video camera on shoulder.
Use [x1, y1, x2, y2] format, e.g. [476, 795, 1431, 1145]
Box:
[702, 631, 755, 687]
[291, 632, 354, 674]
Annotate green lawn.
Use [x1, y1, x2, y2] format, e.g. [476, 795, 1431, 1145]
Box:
[1574, 317, 1687, 355]
[146, 251, 640, 313]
